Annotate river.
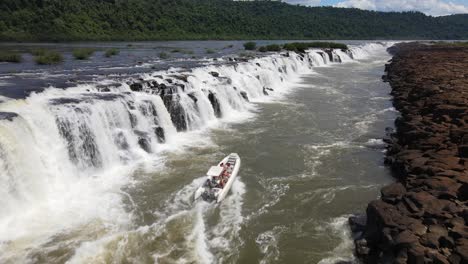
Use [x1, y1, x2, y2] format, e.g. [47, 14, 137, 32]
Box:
[0, 41, 396, 263]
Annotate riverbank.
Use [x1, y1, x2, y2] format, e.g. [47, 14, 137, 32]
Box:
[353, 43, 468, 263]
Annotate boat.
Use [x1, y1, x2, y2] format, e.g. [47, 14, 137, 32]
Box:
[194, 153, 241, 203]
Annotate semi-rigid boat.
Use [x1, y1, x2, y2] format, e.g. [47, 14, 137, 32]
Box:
[194, 153, 241, 203]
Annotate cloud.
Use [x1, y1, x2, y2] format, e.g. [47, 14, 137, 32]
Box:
[334, 0, 468, 16]
[284, 0, 322, 6]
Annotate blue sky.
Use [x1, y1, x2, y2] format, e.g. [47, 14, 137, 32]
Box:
[283, 0, 468, 16]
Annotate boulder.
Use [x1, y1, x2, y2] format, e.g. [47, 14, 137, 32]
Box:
[381, 183, 406, 203]
[129, 83, 143, 91]
[394, 230, 419, 248]
[349, 214, 367, 233]
[209, 71, 220, 77]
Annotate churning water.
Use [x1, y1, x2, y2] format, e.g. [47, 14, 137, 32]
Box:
[0, 41, 396, 263]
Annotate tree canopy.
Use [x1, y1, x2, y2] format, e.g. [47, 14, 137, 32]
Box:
[0, 0, 466, 41]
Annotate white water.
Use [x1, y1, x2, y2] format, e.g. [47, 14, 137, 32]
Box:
[0, 43, 392, 263]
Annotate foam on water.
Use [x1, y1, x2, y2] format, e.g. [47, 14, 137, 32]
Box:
[256, 226, 286, 264]
[317, 216, 355, 264]
[0, 42, 392, 262]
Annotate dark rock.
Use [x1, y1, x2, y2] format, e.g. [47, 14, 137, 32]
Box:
[208, 91, 222, 118]
[170, 75, 189, 82]
[381, 183, 406, 203]
[130, 83, 143, 91]
[427, 251, 450, 264]
[349, 214, 367, 233]
[135, 131, 152, 153]
[394, 230, 419, 248]
[154, 126, 165, 143]
[407, 244, 426, 264]
[240, 91, 249, 102]
[0, 112, 18, 121]
[355, 238, 370, 256]
[159, 87, 187, 131]
[459, 145, 468, 158]
[356, 43, 468, 263]
[448, 254, 462, 264]
[187, 93, 198, 103]
[455, 238, 468, 262]
[209, 71, 219, 77]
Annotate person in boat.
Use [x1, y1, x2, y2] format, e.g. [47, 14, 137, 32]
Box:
[219, 178, 225, 188]
[222, 163, 231, 177]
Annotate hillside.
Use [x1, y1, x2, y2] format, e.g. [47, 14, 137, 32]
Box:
[0, 0, 467, 41]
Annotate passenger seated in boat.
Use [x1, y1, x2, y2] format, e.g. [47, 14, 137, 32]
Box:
[222, 163, 231, 177]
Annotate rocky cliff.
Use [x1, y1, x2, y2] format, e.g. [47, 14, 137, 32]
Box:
[353, 43, 468, 264]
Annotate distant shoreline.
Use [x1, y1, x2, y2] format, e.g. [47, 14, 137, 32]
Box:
[2, 1, 467, 42]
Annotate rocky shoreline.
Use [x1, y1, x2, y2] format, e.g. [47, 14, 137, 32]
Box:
[352, 43, 468, 264]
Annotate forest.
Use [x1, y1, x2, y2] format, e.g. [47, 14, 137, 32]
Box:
[0, 0, 467, 41]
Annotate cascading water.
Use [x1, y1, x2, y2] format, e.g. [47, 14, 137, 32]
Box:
[0, 43, 391, 262]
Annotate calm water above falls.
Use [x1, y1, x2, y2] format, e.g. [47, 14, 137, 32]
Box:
[0, 42, 396, 263]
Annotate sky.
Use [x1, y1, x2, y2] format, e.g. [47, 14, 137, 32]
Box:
[284, 0, 468, 16]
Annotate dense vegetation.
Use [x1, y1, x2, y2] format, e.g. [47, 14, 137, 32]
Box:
[253, 41, 347, 52]
[34, 50, 63, 65]
[0, 0, 467, 41]
[72, 48, 95, 60]
[244, 42, 257, 50]
[0, 51, 22, 62]
[283, 42, 348, 52]
[104, 48, 120, 57]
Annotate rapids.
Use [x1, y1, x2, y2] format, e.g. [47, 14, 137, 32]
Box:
[0, 42, 394, 263]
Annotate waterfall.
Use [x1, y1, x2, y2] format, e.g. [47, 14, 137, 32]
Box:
[0, 42, 390, 258]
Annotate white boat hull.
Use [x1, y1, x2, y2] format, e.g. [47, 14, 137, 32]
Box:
[194, 153, 241, 203]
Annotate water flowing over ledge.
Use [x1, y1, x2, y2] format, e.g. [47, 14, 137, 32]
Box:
[0, 42, 390, 262]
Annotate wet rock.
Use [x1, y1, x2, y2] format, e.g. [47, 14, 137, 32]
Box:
[187, 93, 198, 103]
[209, 71, 219, 77]
[355, 238, 370, 256]
[154, 126, 165, 143]
[240, 91, 249, 102]
[349, 214, 367, 233]
[208, 91, 222, 118]
[0, 112, 18, 121]
[171, 74, 189, 82]
[129, 83, 143, 91]
[159, 86, 187, 131]
[135, 131, 152, 153]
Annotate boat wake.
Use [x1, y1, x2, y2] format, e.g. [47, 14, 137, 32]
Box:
[0, 42, 393, 262]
